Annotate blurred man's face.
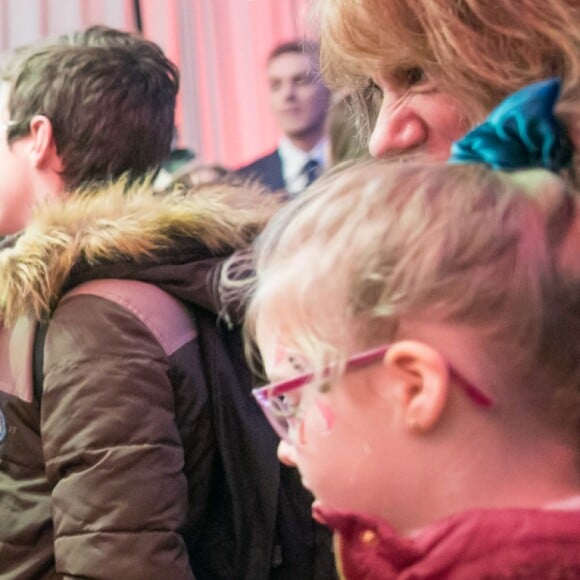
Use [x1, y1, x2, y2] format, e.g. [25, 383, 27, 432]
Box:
[268, 52, 330, 141]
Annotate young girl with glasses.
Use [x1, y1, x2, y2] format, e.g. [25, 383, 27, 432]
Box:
[244, 82, 580, 577]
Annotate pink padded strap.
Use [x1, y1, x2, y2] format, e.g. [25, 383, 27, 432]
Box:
[62, 279, 198, 356]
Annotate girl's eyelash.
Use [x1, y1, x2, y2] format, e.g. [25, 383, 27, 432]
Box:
[273, 395, 301, 419]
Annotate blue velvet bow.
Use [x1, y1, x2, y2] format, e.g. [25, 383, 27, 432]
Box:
[449, 78, 573, 171]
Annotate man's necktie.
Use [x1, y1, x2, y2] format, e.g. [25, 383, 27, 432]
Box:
[301, 158, 321, 186]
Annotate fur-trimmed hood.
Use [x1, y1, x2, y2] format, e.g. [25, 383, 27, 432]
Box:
[0, 180, 275, 326]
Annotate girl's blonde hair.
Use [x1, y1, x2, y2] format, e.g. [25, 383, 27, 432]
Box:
[246, 161, 580, 441]
[311, 0, 580, 143]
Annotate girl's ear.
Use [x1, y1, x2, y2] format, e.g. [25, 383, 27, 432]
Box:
[383, 340, 451, 433]
[27, 115, 62, 172]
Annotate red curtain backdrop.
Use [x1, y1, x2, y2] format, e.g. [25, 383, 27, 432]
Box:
[0, 0, 312, 169]
[140, 0, 311, 168]
[0, 0, 134, 51]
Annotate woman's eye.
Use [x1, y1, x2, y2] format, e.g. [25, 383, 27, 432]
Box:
[405, 67, 428, 87]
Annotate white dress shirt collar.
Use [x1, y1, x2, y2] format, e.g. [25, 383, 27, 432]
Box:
[278, 137, 328, 195]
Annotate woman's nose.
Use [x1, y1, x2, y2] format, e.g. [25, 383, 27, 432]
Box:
[277, 440, 298, 467]
[368, 99, 427, 159]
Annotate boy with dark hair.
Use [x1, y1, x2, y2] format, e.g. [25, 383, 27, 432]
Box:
[1, 31, 178, 226]
[0, 26, 336, 580]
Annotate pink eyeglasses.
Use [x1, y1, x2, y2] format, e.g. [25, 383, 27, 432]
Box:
[252, 345, 494, 443]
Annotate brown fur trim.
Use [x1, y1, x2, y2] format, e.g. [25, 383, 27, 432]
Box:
[0, 178, 280, 325]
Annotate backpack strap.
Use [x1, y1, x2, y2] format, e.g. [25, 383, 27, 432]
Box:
[32, 279, 197, 401]
[32, 322, 48, 403]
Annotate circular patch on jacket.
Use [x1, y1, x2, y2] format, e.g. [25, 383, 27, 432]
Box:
[0, 410, 6, 444]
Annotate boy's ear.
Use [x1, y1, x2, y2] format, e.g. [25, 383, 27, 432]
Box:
[27, 115, 62, 172]
[383, 340, 451, 433]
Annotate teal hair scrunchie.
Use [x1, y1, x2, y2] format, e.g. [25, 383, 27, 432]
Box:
[449, 78, 573, 172]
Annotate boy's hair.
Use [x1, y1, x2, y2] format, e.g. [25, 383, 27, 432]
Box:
[58, 24, 146, 48]
[267, 39, 320, 65]
[247, 160, 580, 443]
[312, 0, 580, 140]
[1, 30, 179, 188]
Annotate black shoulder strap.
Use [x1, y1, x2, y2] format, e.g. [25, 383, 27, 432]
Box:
[32, 321, 49, 402]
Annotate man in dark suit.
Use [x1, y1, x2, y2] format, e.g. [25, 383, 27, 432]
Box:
[237, 40, 331, 195]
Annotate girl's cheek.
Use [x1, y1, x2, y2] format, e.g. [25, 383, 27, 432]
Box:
[298, 418, 307, 445]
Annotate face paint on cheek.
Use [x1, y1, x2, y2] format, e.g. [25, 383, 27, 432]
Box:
[298, 398, 336, 446]
[315, 398, 335, 433]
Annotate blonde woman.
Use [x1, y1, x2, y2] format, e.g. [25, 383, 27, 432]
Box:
[312, 0, 580, 165]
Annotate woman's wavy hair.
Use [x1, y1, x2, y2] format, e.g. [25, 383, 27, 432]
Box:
[311, 0, 580, 144]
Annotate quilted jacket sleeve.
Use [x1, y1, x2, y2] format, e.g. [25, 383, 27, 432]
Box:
[40, 294, 195, 580]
